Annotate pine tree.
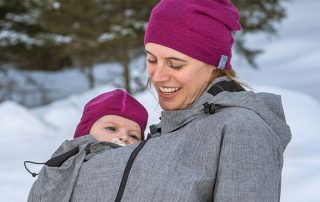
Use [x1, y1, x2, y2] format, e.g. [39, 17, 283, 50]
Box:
[234, 0, 287, 67]
[1, 0, 288, 105]
[33, 0, 157, 91]
[0, 0, 71, 71]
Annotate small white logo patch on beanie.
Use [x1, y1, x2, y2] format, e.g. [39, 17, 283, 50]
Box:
[218, 55, 228, 69]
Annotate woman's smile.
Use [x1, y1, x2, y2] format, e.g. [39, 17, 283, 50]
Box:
[156, 86, 182, 102]
[159, 86, 181, 94]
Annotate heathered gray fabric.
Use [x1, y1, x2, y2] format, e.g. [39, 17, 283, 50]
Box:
[28, 80, 291, 202]
[27, 135, 119, 202]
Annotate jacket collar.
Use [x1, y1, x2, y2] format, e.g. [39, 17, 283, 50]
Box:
[156, 77, 245, 135]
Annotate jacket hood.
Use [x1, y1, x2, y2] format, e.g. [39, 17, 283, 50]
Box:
[159, 77, 292, 152]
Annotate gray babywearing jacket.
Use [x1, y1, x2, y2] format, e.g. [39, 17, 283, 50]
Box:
[28, 77, 291, 202]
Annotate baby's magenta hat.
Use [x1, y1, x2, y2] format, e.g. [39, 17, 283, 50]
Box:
[74, 89, 148, 139]
[144, 0, 242, 69]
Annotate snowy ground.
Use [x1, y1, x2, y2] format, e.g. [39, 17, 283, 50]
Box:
[1, 0, 320, 201]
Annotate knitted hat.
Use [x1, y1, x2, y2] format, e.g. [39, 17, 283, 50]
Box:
[74, 89, 148, 140]
[144, 0, 242, 70]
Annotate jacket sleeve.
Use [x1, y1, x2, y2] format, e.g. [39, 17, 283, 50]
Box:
[213, 120, 283, 202]
[27, 136, 96, 202]
[28, 180, 40, 202]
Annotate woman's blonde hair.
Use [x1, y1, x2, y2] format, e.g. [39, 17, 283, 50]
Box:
[215, 68, 248, 89]
[216, 69, 236, 80]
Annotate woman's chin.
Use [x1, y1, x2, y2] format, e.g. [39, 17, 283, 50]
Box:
[158, 92, 181, 111]
[159, 101, 181, 111]
[160, 102, 175, 111]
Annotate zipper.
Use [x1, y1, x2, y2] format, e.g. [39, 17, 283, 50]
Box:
[114, 138, 150, 202]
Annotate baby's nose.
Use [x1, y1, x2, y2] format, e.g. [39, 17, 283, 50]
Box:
[118, 136, 129, 144]
[111, 137, 127, 146]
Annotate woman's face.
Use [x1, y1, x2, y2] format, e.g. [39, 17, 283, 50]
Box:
[145, 43, 216, 111]
[89, 115, 142, 145]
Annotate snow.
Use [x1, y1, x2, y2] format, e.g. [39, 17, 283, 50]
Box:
[1, 0, 320, 201]
[1, 84, 319, 201]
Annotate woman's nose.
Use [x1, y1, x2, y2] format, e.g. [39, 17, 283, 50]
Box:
[150, 65, 169, 83]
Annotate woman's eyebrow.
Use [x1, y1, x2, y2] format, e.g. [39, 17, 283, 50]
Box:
[145, 49, 187, 62]
[144, 49, 155, 56]
[164, 57, 187, 62]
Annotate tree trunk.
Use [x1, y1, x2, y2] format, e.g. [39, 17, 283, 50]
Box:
[86, 65, 95, 89]
[122, 38, 131, 94]
[120, 0, 131, 94]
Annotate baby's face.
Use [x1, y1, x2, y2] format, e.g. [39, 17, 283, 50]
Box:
[89, 115, 142, 145]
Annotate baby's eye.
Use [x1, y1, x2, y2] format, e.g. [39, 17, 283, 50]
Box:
[129, 134, 140, 141]
[105, 127, 117, 132]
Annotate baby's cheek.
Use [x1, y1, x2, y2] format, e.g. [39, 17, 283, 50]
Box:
[91, 131, 113, 142]
[100, 134, 114, 142]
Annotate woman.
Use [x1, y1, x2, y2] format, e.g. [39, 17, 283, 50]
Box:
[140, 1, 291, 201]
[28, 0, 291, 201]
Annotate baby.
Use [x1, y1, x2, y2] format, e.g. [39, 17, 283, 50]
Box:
[26, 89, 148, 199]
[73, 89, 148, 146]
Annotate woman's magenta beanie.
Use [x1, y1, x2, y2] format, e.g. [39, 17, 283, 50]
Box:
[74, 89, 148, 140]
[144, 0, 242, 69]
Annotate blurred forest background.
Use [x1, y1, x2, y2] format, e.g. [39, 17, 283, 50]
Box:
[0, 0, 288, 107]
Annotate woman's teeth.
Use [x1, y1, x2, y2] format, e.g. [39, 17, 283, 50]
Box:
[159, 87, 180, 94]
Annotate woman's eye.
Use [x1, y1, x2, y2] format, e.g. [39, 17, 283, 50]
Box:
[146, 55, 157, 64]
[167, 60, 183, 69]
[146, 58, 157, 64]
[105, 127, 116, 132]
